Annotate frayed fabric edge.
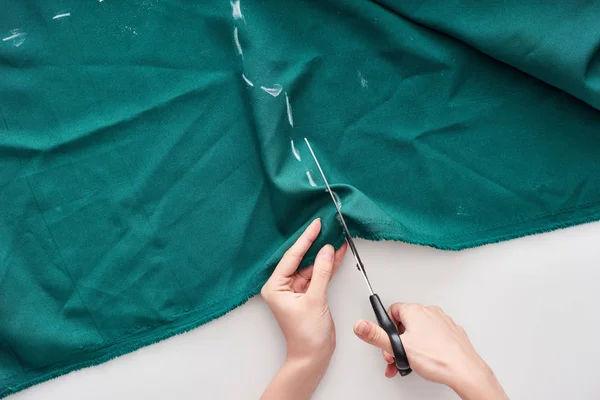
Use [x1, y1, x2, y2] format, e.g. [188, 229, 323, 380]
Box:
[3, 211, 600, 398]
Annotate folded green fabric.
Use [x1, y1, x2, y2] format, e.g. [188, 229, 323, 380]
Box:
[1, 0, 599, 396]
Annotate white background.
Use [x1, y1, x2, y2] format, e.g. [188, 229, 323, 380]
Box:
[11, 221, 600, 399]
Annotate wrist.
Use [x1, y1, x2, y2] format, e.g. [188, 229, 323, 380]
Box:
[285, 346, 334, 372]
[451, 364, 507, 400]
[286, 335, 336, 368]
[261, 352, 333, 400]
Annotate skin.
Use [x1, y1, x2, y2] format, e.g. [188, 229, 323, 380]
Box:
[261, 219, 508, 400]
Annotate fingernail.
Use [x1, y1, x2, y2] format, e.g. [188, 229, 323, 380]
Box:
[354, 320, 369, 337]
[317, 245, 334, 262]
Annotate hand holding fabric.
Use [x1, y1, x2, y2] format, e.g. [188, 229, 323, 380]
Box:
[261, 219, 347, 400]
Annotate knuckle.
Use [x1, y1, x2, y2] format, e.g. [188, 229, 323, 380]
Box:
[286, 248, 303, 261]
[391, 302, 406, 313]
[390, 303, 407, 320]
[405, 303, 421, 314]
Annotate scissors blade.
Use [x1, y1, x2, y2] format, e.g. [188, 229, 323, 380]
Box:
[304, 138, 374, 295]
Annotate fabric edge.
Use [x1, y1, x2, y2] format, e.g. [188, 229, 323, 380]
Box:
[0, 282, 265, 399]
[1, 235, 348, 399]
[360, 210, 600, 251]
[4, 210, 600, 397]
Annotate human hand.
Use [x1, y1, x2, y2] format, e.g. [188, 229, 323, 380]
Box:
[261, 218, 347, 363]
[353, 303, 508, 400]
[260, 219, 347, 400]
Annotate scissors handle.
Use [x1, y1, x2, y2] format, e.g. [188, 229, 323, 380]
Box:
[369, 294, 412, 376]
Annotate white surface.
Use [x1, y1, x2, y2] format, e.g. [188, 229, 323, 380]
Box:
[11, 222, 600, 399]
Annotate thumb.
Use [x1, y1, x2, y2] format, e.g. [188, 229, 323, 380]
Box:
[307, 245, 335, 298]
[353, 320, 393, 354]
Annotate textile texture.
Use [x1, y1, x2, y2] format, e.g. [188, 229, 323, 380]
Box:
[1, 0, 600, 396]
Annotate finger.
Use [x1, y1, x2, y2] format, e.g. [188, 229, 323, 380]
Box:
[307, 245, 335, 298]
[331, 242, 348, 277]
[383, 351, 394, 364]
[295, 241, 347, 280]
[293, 243, 346, 294]
[272, 219, 321, 279]
[353, 320, 393, 354]
[292, 243, 348, 293]
[385, 363, 398, 378]
[386, 305, 406, 334]
[389, 303, 415, 330]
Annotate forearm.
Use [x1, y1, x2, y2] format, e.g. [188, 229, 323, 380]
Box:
[261, 356, 331, 400]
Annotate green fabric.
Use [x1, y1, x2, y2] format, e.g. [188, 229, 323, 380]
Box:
[1, 0, 600, 396]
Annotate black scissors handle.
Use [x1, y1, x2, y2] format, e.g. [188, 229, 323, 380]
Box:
[369, 294, 412, 376]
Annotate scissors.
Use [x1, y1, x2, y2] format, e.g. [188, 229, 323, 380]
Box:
[304, 138, 412, 376]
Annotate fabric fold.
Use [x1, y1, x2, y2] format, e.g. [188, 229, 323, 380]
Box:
[375, 0, 600, 110]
